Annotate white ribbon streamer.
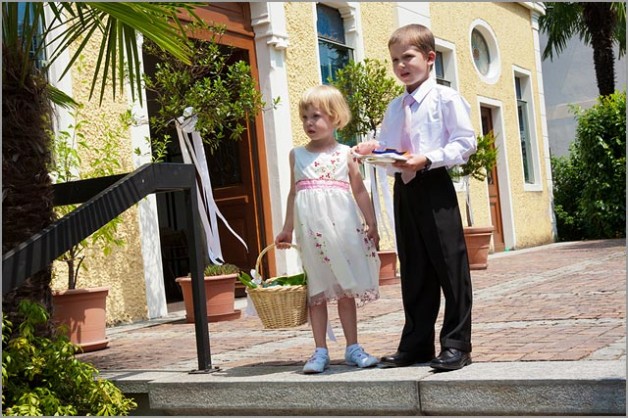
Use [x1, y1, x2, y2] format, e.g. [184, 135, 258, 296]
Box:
[174, 107, 248, 265]
[365, 131, 396, 250]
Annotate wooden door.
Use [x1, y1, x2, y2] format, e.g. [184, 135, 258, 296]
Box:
[481, 107, 505, 252]
[145, 3, 274, 301]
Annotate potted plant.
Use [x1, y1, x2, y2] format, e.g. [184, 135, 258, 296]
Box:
[49, 104, 127, 352]
[455, 132, 498, 269]
[331, 58, 404, 285]
[175, 263, 242, 323]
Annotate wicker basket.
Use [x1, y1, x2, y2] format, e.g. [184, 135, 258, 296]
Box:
[247, 243, 308, 329]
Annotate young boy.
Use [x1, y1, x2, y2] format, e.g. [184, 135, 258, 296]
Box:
[355, 24, 476, 371]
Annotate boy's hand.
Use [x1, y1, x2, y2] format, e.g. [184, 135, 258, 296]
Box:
[353, 140, 380, 155]
[393, 154, 430, 172]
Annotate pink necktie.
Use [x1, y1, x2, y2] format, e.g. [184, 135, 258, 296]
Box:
[401, 94, 416, 184]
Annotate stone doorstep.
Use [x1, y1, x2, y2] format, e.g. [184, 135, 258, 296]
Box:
[102, 360, 626, 416]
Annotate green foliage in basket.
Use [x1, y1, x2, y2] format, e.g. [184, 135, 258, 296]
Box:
[265, 272, 307, 287]
[238, 271, 258, 289]
[238, 271, 307, 289]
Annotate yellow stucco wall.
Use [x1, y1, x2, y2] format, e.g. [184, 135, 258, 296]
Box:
[50, 33, 148, 324]
[284, 2, 321, 148]
[430, 2, 553, 247]
[361, 3, 396, 66]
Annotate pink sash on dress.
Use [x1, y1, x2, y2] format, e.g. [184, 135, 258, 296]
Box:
[295, 179, 350, 192]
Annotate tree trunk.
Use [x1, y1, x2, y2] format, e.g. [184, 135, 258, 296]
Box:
[2, 44, 56, 336]
[583, 3, 617, 96]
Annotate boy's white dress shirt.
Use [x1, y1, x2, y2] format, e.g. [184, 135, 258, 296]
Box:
[377, 78, 477, 177]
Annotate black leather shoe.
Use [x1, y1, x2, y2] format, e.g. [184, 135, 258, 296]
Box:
[380, 351, 434, 367]
[429, 348, 471, 371]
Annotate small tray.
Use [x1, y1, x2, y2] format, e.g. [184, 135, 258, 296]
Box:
[353, 149, 408, 166]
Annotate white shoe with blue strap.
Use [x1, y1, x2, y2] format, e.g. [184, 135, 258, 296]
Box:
[303, 348, 330, 374]
[345, 344, 379, 368]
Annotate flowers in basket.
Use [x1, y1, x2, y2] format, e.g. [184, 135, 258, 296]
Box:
[238, 270, 307, 289]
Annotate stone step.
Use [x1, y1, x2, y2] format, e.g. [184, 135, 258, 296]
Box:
[102, 360, 625, 416]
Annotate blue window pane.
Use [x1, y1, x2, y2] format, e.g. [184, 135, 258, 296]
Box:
[317, 4, 345, 43]
[17, 2, 45, 69]
[515, 77, 522, 99]
[319, 40, 351, 84]
[435, 52, 444, 78]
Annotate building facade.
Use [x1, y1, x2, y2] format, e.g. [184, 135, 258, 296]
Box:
[50, 2, 555, 324]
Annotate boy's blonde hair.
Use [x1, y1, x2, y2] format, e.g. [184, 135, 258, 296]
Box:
[388, 24, 435, 59]
[299, 85, 351, 129]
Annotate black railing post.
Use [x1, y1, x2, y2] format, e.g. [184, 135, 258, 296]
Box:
[184, 183, 212, 372]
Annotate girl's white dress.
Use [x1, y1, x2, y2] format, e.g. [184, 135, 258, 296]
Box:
[293, 143, 380, 306]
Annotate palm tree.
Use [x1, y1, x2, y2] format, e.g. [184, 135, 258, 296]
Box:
[2, 2, 200, 333]
[539, 2, 626, 96]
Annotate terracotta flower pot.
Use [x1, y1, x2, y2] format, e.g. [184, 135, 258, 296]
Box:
[52, 286, 109, 352]
[378, 250, 400, 286]
[176, 274, 241, 323]
[463, 226, 495, 270]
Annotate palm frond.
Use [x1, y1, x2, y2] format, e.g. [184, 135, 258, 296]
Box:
[4, 2, 201, 104]
[539, 2, 585, 61]
[46, 84, 79, 109]
[611, 2, 626, 58]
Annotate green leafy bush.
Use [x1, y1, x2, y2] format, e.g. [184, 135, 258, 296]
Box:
[551, 155, 586, 240]
[450, 132, 498, 226]
[2, 300, 137, 416]
[552, 91, 626, 240]
[330, 58, 404, 143]
[50, 103, 127, 290]
[143, 23, 266, 155]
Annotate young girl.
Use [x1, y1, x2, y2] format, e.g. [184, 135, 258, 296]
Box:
[275, 85, 381, 374]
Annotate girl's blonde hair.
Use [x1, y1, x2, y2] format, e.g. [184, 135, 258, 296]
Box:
[298, 85, 351, 129]
[388, 24, 435, 59]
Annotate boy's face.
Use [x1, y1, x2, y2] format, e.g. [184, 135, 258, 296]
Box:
[389, 42, 435, 93]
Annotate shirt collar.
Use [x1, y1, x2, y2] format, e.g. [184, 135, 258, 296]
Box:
[406, 77, 436, 106]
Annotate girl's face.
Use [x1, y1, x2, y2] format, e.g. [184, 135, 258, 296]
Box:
[301, 105, 335, 142]
[389, 42, 435, 92]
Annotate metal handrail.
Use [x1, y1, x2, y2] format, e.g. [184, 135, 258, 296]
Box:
[2, 163, 214, 372]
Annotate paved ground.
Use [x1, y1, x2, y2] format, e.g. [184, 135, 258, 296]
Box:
[77, 239, 626, 373]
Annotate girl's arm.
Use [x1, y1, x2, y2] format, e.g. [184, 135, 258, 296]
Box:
[275, 149, 296, 249]
[347, 150, 380, 249]
[353, 139, 380, 155]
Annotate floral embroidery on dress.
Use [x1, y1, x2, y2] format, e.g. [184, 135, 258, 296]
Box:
[309, 287, 380, 307]
[308, 228, 331, 264]
[310, 149, 343, 180]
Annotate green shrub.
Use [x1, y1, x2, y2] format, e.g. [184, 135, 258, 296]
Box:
[330, 58, 404, 143]
[552, 91, 626, 240]
[2, 300, 137, 416]
[551, 154, 586, 240]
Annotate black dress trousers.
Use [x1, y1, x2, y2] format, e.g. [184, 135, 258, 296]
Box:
[393, 168, 472, 354]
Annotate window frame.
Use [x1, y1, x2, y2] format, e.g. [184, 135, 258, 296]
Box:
[434, 39, 463, 189]
[512, 67, 542, 191]
[469, 20, 500, 84]
[316, 3, 355, 85]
